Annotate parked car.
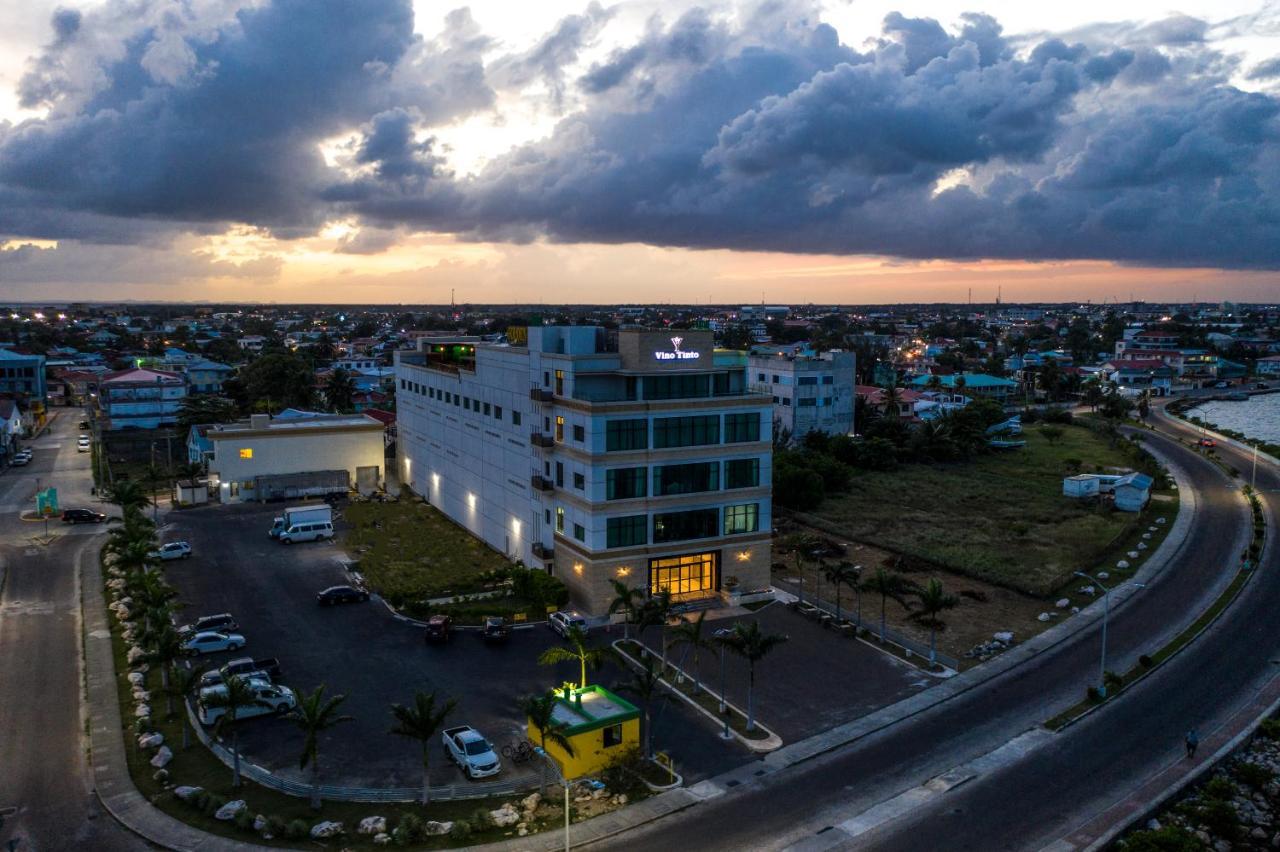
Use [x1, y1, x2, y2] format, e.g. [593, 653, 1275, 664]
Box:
[77, 435, 91, 452]
[11, 450, 31, 466]
[1198, 438, 1217, 448]
[182, 631, 245, 655]
[549, 610, 587, 638]
[481, 616, 511, 643]
[177, 613, 238, 637]
[78, 420, 90, 429]
[441, 725, 501, 779]
[200, 657, 282, 688]
[197, 680, 296, 726]
[317, 585, 370, 605]
[150, 541, 192, 561]
[61, 508, 107, 524]
[1257, 383, 1271, 390]
[1214, 381, 1231, 388]
[278, 520, 334, 544]
[424, 614, 452, 643]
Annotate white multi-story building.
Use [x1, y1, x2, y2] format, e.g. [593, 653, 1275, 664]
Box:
[748, 350, 855, 442]
[395, 327, 773, 614]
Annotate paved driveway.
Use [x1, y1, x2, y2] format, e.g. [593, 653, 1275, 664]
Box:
[161, 501, 750, 788]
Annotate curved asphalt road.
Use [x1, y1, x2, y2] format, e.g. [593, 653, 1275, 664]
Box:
[609, 412, 1260, 852]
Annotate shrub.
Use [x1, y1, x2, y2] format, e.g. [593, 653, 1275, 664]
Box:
[1258, 718, 1280, 739]
[470, 808, 493, 830]
[192, 790, 211, 812]
[265, 815, 287, 837]
[598, 746, 649, 798]
[203, 794, 227, 817]
[392, 813, 422, 844]
[1235, 760, 1274, 789]
[1138, 654, 1154, 669]
[285, 819, 310, 840]
[449, 821, 473, 841]
[1087, 685, 1103, 703]
[1118, 825, 1201, 852]
[1197, 798, 1239, 841]
[233, 809, 254, 832]
[1202, 775, 1236, 801]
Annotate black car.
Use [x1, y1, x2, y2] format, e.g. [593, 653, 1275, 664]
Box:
[62, 508, 107, 524]
[424, 614, 452, 643]
[481, 616, 511, 643]
[317, 585, 370, 605]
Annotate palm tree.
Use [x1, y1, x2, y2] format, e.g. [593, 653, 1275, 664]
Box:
[389, 690, 457, 805]
[538, 625, 614, 689]
[670, 611, 713, 694]
[607, 579, 644, 642]
[105, 480, 151, 514]
[144, 626, 185, 717]
[113, 540, 159, 575]
[863, 567, 916, 643]
[165, 665, 204, 747]
[782, 533, 821, 605]
[204, 675, 260, 788]
[910, 578, 960, 668]
[615, 653, 663, 759]
[823, 562, 861, 625]
[717, 621, 789, 733]
[286, 685, 353, 809]
[519, 692, 576, 794]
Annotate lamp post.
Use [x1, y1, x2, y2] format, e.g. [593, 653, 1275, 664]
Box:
[1253, 442, 1259, 492]
[533, 747, 571, 852]
[1075, 571, 1144, 698]
[713, 627, 733, 739]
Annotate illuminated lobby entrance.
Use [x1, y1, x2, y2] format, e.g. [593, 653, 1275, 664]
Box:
[648, 551, 719, 601]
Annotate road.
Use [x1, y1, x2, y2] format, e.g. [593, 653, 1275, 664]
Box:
[608, 413, 1262, 852]
[0, 414, 141, 852]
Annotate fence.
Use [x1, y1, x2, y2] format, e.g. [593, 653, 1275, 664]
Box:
[185, 702, 535, 803]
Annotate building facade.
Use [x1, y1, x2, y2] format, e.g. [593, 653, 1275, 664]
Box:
[99, 367, 187, 430]
[395, 327, 773, 614]
[0, 349, 48, 406]
[748, 350, 855, 441]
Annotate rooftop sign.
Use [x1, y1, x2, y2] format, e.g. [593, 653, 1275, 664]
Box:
[653, 336, 701, 362]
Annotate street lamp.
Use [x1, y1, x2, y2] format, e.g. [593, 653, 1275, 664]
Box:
[533, 747, 571, 852]
[1075, 571, 1144, 698]
[713, 627, 733, 739]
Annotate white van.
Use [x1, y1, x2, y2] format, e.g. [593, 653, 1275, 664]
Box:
[278, 520, 334, 544]
[197, 680, 296, 725]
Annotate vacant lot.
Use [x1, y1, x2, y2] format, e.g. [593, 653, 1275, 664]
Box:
[344, 499, 511, 605]
[803, 424, 1168, 596]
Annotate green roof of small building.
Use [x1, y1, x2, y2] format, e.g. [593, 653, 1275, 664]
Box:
[547, 684, 640, 735]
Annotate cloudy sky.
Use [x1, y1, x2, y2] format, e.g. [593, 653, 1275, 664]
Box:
[1, 0, 1279, 304]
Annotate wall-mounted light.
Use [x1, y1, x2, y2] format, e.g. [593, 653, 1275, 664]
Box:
[736, 550, 751, 563]
[467, 493, 477, 510]
[512, 518, 522, 535]
[238, 448, 253, 459]
[616, 566, 632, 578]
[573, 562, 584, 575]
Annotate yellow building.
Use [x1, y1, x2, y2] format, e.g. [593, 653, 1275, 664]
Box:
[527, 685, 640, 779]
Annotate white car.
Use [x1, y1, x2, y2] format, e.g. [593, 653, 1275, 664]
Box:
[151, 541, 192, 561]
[197, 680, 296, 726]
[182, 630, 245, 655]
[442, 725, 502, 779]
[11, 451, 31, 466]
[77, 436, 91, 452]
[549, 610, 588, 638]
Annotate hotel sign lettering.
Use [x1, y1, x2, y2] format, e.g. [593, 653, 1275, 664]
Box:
[653, 336, 701, 362]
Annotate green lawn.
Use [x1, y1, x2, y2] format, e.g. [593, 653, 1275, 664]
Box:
[805, 424, 1169, 596]
[343, 500, 512, 606]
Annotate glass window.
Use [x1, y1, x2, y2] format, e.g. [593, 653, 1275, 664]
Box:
[649, 551, 718, 599]
[652, 462, 719, 496]
[555, 462, 564, 487]
[555, 369, 564, 395]
[573, 523, 585, 541]
[652, 415, 719, 449]
[555, 416, 565, 442]
[798, 398, 817, 407]
[724, 412, 761, 443]
[723, 503, 760, 535]
[573, 424, 585, 442]
[555, 507, 565, 533]
[653, 509, 719, 543]
[606, 419, 648, 451]
[725, 458, 760, 489]
[512, 411, 521, 426]
[603, 724, 623, 748]
[606, 515, 647, 548]
[798, 376, 818, 386]
[573, 472, 585, 490]
[822, 375, 834, 384]
[483, 402, 491, 416]
[606, 467, 647, 500]
[644, 373, 709, 400]
[495, 405, 502, 419]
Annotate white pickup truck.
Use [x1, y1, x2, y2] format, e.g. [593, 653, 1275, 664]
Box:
[441, 725, 501, 779]
[197, 679, 296, 726]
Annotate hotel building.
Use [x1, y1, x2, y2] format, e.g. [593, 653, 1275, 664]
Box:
[394, 327, 773, 614]
[748, 349, 855, 442]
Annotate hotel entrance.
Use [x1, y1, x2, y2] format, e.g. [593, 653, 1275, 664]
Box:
[648, 551, 719, 601]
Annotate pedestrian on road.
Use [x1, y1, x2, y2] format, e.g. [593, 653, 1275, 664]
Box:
[1185, 728, 1199, 759]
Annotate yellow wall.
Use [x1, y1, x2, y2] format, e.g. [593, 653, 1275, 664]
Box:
[526, 717, 640, 780]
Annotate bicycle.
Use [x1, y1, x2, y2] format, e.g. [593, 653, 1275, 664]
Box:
[502, 740, 535, 763]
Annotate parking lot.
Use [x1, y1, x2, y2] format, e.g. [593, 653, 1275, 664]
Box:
[161, 501, 752, 788]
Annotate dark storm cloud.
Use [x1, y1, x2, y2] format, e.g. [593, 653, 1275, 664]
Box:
[3, 1, 1280, 271]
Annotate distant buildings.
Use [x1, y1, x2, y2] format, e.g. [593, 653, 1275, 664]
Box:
[748, 349, 855, 441]
[908, 372, 1017, 403]
[395, 327, 773, 614]
[98, 367, 186, 430]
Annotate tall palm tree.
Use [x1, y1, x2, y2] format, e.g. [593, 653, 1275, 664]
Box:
[910, 578, 960, 668]
[863, 567, 915, 643]
[144, 626, 185, 717]
[538, 625, 615, 689]
[607, 579, 644, 642]
[286, 685, 353, 809]
[519, 692, 576, 794]
[113, 540, 160, 575]
[389, 690, 457, 805]
[166, 665, 204, 747]
[717, 621, 789, 733]
[105, 480, 151, 514]
[205, 675, 260, 788]
[670, 611, 713, 694]
[783, 533, 821, 604]
[823, 562, 861, 625]
[615, 653, 663, 759]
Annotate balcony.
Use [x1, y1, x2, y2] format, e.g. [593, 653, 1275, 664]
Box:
[530, 432, 555, 448]
[532, 542, 554, 560]
[529, 387, 554, 403]
[531, 475, 554, 493]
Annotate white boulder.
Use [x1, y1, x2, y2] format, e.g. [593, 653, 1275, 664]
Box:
[1137, 542, 1147, 550]
[150, 746, 173, 769]
[127, 672, 145, 686]
[214, 800, 246, 821]
[1127, 551, 1140, 559]
[358, 816, 387, 835]
[1142, 532, 1152, 539]
[1055, 598, 1070, 609]
[1098, 572, 1110, 579]
[490, 803, 521, 827]
[1037, 612, 1051, 622]
[1078, 586, 1096, 597]
[174, 786, 203, 801]
[134, 704, 151, 718]
[1117, 560, 1130, 569]
[126, 646, 146, 664]
[521, 792, 542, 813]
[138, 732, 164, 749]
[1071, 606, 1081, 614]
[310, 821, 343, 839]
[373, 833, 391, 846]
[1157, 517, 1167, 524]
[993, 632, 1014, 644]
[253, 814, 267, 832]
[422, 820, 453, 836]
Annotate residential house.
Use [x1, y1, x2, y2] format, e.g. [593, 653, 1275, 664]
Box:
[98, 367, 187, 430]
[187, 424, 215, 466]
[0, 399, 23, 462]
[908, 372, 1017, 402]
